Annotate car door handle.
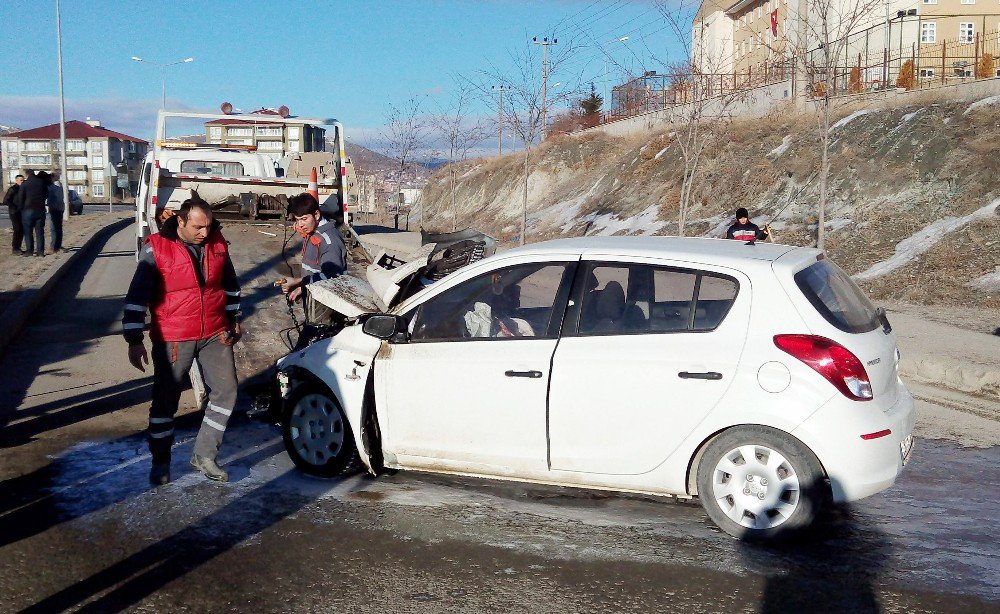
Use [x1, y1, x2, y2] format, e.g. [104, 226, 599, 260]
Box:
[505, 370, 543, 379]
[678, 371, 723, 380]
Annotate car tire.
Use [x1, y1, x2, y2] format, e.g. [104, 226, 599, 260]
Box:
[696, 425, 825, 541]
[281, 384, 362, 477]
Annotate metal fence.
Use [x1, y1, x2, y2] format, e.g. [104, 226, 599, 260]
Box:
[603, 62, 793, 122]
[598, 22, 1000, 124]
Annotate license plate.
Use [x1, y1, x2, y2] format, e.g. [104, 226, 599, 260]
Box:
[900, 434, 914, 465]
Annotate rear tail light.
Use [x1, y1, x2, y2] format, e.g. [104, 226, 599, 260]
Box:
[774, 334, 873, 401]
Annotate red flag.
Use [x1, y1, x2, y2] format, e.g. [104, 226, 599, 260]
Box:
[770, 9, 779, 36]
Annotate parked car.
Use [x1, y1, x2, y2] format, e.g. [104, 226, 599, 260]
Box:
[68, 188, 84, 215]
[274, 237, 915, 541]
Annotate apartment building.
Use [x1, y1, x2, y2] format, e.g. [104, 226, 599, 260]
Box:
[204, 108, 326, 162]
[0, 119, 148, 201]
[694, 0, 998, 83]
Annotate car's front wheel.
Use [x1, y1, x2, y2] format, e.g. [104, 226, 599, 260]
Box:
[696, 426, 825, 541]
[281, 385, 362, 477]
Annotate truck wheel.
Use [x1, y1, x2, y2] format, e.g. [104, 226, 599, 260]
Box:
[696, 426, 825, 541]
[281, 385, 362, 477]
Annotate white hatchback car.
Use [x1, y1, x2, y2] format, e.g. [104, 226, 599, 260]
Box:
[275, 237, 915, 541]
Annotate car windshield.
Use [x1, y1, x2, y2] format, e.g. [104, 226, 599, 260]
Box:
[794, 259, 879, 334]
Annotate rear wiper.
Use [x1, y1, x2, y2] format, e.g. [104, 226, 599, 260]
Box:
[875, 306, 892, 334]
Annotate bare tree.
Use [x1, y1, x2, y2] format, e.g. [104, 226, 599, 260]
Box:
[763, 0, 884, 249]
[655, 0, 747, 237]
[381, 96, 429, 229]
[476, 38, 582, 245]
[432, 79, 488, 231]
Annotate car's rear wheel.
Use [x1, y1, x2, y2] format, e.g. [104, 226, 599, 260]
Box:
[696, 426, 825, 541]
[282, 385, 362, 477]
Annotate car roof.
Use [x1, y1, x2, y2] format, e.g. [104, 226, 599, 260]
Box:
[502, 236, 811, 267]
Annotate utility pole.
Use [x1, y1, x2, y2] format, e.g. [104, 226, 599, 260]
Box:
[532, 37, 557, 140]
[491, 85, 509, 155]
[55, 0, 70, 221]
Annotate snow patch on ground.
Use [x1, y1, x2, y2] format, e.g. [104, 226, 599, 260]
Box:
[826, 217, 853, 232]
[526, 177, 605, 234]
[829, 109, 873, 132]
[767, 135, 792, 158]
[969, 268, 1000, 291]
[579, 204, 666, 236]
[654, 146, 670, 160]
[963, 95, 1000, 115]
[854, 200, 1000, 281]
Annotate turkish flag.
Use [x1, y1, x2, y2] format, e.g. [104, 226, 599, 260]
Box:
[770, 9, 779, 36]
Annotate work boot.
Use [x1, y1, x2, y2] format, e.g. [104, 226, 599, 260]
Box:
[149, 463, 171, 486]
[190, 455, 229, 482]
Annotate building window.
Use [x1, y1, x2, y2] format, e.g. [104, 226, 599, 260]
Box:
[288, 140, 300, 152]
[92, 155, 104, 167]
[128, 142, 137, 153]
[919, 68, 935, 77]
[921, 0, 936, 4]
[8, 170, 18, 183]
[228, 127, 252, 137]
[67, 170, 87, 181]
[959, 22, 974, 43]
[227, 139, 253, 146]
[6, 156, 18, 168]
[89, 141, 103, 153]
[257, 140, 284, 151]
[209, 127, 222, 139]
[921, 22, 936, 43]
[91, 169, 104, 182]
[92, 184, 105, 197]
[24, 155, 51, 165]
[960, 0, 974, 4]
[5, 141, 17, 153]
[67, 156, 87, 166]
[25, 141, 50, 152]
[66, 139, 85, 151]
[287, 127, 300, 139]
[256, 126, 282, 136]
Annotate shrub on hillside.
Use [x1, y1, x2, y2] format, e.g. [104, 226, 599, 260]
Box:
[848, 65, 863, 94]
[976, 53, 995, 79]
[897, 60, 915, 90]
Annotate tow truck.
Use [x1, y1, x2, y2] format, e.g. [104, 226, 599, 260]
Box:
[134, 110, 359, 257]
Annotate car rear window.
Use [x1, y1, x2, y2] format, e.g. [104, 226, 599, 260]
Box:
[794, 259, 879, 333]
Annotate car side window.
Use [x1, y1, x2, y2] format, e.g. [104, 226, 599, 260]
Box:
[578, 264, 738, 335]
[410, 263, 569, 342]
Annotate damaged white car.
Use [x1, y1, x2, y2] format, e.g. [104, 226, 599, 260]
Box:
[273, 236, 915, 541]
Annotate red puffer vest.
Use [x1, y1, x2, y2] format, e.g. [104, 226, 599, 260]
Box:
[148, 230, 229, 342]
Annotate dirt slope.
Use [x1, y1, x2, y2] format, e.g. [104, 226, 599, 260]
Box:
[420, 98, 1000, 311]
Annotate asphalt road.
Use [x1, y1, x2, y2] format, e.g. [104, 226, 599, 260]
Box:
[0, 225, 997, 612]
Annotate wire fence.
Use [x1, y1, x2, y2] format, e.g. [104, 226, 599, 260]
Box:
[598, 24, 1000, 124]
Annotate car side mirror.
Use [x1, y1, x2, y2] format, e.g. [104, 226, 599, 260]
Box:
[361, 313, 407, 341]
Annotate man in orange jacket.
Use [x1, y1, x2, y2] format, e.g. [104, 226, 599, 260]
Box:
[123, 197, 243, 485]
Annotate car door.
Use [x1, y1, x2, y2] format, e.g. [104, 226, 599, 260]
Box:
[378, 256, 577, 474]
[548, 257, 750, 475]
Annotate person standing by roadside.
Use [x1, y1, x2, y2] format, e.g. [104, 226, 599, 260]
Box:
[2, 173, 25, 255]
[46, 172, 65, 254]
[122, 197, 243, 485]
[16, 170, 50, 257]
[726, 207, 771, 243]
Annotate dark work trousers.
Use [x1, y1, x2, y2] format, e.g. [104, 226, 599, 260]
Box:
[148, 333, 238, 464]
[7, 206, 24, 252]
[21, 208, 45, 256]
[48, 209, 63, 251]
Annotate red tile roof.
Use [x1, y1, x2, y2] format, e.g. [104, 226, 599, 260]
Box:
[6, 120, 147, 143]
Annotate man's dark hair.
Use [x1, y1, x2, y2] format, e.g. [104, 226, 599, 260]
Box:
[177, 196, 213, 220]
[288, 193, 320, 217]
[15, 174, 24, 180]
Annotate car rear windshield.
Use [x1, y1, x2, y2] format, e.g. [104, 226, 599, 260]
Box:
[794, 259, 879, 334]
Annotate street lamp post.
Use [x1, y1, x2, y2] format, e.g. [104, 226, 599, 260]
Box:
[55, 0, 70, 221]
[604, 36, 629, 116]
[131, 56, 194, 110]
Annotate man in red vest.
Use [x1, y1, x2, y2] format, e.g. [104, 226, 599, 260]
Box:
[123, 197, 243, 485]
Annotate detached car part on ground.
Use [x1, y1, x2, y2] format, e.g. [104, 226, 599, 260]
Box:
[271, 236, 915, 542]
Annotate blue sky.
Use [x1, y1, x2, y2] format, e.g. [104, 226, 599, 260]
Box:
[0, 1, 683, 153]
